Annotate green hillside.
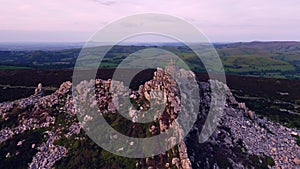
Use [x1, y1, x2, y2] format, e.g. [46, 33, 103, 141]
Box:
[0, 41, 300, 78]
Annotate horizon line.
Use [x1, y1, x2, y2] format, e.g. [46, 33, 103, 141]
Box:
[0, 40, 300, 44]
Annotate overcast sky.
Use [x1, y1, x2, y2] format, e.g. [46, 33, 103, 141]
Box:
[1, 0, 299, 42]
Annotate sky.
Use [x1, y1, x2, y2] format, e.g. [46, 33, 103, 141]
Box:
[0, 0, 299, 42]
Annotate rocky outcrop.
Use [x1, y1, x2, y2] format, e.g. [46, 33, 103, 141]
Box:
[1, 62, 299, 168]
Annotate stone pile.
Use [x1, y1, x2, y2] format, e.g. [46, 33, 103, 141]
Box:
[186, 80, 300, 168]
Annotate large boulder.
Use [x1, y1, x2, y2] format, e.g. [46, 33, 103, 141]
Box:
[34, 83, 44, 96]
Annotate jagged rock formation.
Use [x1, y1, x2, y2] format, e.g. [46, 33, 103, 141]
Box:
[81, 65, 192, 168]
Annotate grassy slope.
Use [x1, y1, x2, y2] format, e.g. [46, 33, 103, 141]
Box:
[222, 55, 295, 72]
[0, 65, 31, 70]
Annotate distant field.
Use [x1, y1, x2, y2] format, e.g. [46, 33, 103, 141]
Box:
[223, 55, 295, 72]
[215, 42, 300, 78]
[0, 41, 300, 78]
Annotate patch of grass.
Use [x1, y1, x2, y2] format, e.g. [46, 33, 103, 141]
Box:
[247, 154, 275, 169]
[292, 135, 300, 146]
[0, 128, 47, 169]
[54, 131, 137, 169]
